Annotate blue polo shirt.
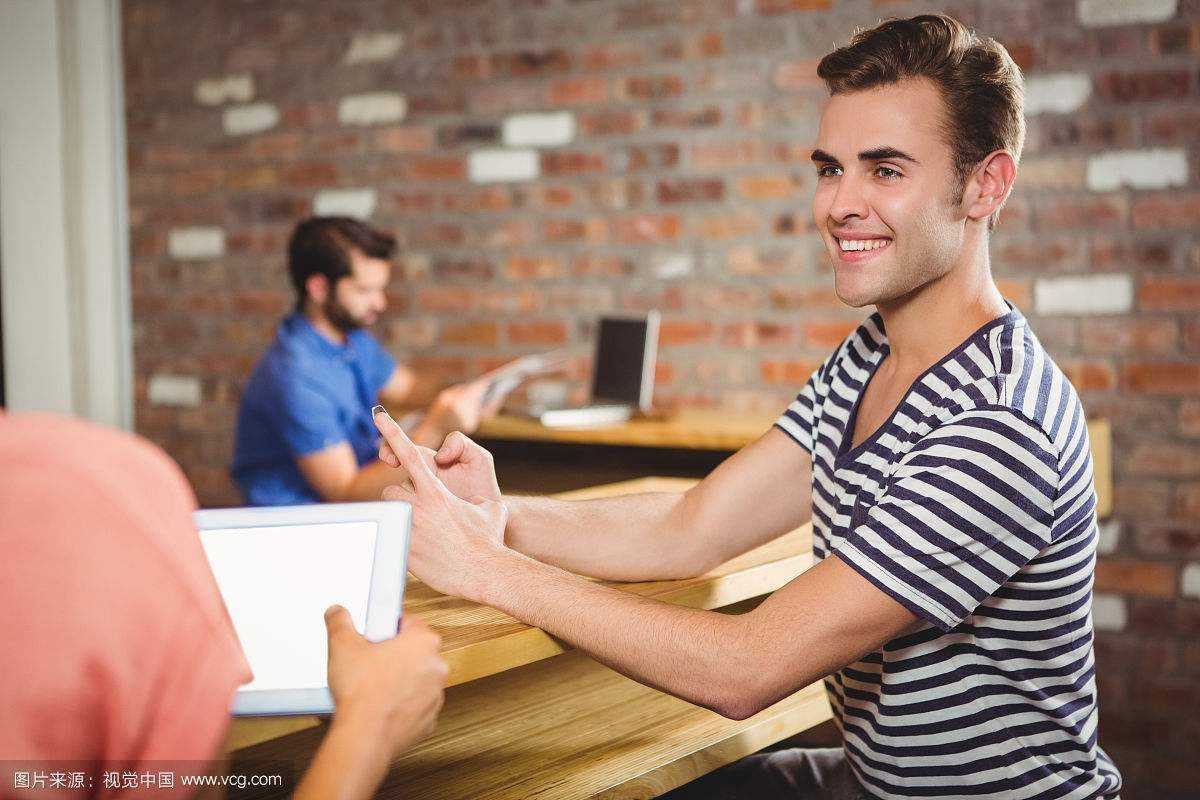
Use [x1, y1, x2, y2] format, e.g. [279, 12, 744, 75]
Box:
[231, 313, 396, 506]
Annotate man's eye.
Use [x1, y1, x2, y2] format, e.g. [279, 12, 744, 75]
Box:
[875, 166, 901, 179]
[817, 165, 841, 177]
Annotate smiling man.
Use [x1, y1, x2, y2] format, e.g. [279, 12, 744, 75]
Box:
[372, 15, 1121, 800]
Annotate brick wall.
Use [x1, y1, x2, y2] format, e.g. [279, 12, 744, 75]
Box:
[123, 1, 1199, 794]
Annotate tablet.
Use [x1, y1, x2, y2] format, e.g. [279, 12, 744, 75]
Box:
[194, 502, 412, 716]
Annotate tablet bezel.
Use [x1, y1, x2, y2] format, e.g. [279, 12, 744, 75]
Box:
[194, 501, 412, 716]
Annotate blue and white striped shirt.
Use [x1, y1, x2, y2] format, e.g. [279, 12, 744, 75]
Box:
[775, 306, 1122, 799]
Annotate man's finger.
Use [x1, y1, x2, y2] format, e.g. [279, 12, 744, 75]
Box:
[435, 430, 469, 466]
[378, 439, 400, 468]
[324, 605, 357, 640]
[381, 483, 416, 503]
[373, 405, 438, 490]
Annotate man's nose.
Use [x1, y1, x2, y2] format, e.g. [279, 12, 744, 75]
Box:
[829, 173, 869, 222]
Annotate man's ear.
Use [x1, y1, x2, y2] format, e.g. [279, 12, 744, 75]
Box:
[305, 273, 329, 305]
[964, 150, 1017, 224]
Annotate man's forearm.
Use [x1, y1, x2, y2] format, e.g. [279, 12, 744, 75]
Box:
[503, 492, 712, 581]
[292, 711, 395, 800]
[475, 547, 754, 717]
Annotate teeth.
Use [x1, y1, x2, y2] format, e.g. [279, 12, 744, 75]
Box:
[838, 238, 891, 252]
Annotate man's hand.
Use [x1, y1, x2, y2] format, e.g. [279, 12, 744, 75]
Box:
[424, 378, 499, 436]
[323, 606, 447, 756]
[374, 408, 509, 601]
[375, 409, 502, 504]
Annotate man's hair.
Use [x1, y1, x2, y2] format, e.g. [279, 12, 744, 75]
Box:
[817, 14, 1024, 229]
[287, 216, 396, 306]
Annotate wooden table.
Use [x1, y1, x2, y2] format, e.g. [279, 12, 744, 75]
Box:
[229, 477, 830, 799]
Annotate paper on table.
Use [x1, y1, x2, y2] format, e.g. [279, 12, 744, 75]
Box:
[479, 350, 570, 409]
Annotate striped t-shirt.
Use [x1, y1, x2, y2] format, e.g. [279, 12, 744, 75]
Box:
[774, 306, 1122, 799]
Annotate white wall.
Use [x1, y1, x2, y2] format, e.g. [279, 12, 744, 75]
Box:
[0, 0, 131, 428]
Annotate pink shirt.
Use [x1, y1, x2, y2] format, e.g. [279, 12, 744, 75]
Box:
[0, 413, 252, 798]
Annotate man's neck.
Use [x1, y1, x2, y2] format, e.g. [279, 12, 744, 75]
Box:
[302, 304, 348, 346]
[875, 244, 1009, 374]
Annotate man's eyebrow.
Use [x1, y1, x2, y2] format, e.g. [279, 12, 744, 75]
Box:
[810, 148, 839, 164]
[859, 146, 920, 164]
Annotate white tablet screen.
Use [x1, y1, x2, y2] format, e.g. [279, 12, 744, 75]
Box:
[200, 521, 378, 691]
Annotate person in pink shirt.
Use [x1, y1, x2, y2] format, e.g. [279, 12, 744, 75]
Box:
[0, 412, 445, 799]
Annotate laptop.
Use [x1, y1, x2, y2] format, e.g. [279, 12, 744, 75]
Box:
[530, 312, 660, 428]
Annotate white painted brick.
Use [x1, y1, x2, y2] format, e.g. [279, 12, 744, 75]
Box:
[313, 188, 377, 219]
[503, 112, 576, 147]
[1097, 520, 1121, 556]
[222, 103, 279, 136]
[1087, 148, 1189, 191]
[148, 374, 202, 407]
[1182, 563, 1200, 599]
[1034, 274, 1133, 316]
[651, 252, 693, 279]
[168, 227, 225, 260]
[195, 73, 254, 106]
[469, 148, 539, 183]
[338, 92, 406, 126]
[1092, 593, 1127, 632]
[345, 31, 404, 63]
[1078, 0, 1177, 27]
[1023, 73, 1091, 116]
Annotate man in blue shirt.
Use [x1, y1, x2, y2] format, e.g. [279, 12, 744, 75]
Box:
[232, 216, 496, 505]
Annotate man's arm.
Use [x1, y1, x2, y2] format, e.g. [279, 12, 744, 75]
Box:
[502, 427, 814, 581]
[474, 545, 915, 720]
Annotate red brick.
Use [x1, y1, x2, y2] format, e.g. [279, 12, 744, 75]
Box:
[620, 74, 684, 100]
[757, 0, 831, 15]
[405, 156, 466, 181]
[572, 255, 634, 278]
[578, 110, 645, 137]
[532, 185, 576, 208]
[1132, 193, 1200, 229]
[623, 143, 680, 171]
[507, 320, 568, 346]
[694, 211, 761, 240]
[1034, 195, 1128, 230]
[1095, 558, 1178, 599]
[1135, 522, 1200, 559]
[541, 151, 606, 175]
[1139, 277, 1200, 311]
[440, 321, 498, 347]
[1060, 359, 1118, 392]
[761, 359, 822, 385]
[504, 255, 563, 281]
[282, 161, 338, 189]
[721, 322, 797, 348]
[659, 320, 714, 346]
[1079, 318, 1177, 355]
[657, 178, 725, 204]
[416, 286, 479, 312]
[994, 278, 1033, 310]
[580, 43, 644, 72]
[1114, 481, 1171, 517]
[170, 167, 223, 196]
[1094, 70, 1192, 102]
[479, 288, 544, 314]
[804, 319, 860, 350]
[1146, 109, 1200, 145]
[547, 76, 608, 105]
[612, 214, 681, 243]
[651, 105, 722, 128]
[690, 285, 764, 311]
[1181, 401, 1200, 437]
[494, 49, 571, 77]
[482, 220, 533, 249]
[542, 218, 607, 243]
[441, 187, 512, 213]
[737, 173, 803, 200]
[232, 291, 289, 315]
[1178, 483, 1200, 520]
[1128, 442, 1200, 478]
[772, 58, 822, 90]
[411, 222, 465, 247]
[691, 140, 763, 169]
[1122, 362, 1200, 396]
[376, 126, 433, 153]
[770, 284, 844, 311]
[225, 164, 278, 191]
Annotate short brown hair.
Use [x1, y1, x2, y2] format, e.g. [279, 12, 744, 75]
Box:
[817, 14, 1024, 229]
[287, 216, 396, 307]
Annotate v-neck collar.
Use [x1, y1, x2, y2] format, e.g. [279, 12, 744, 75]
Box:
[834, 303, 1022, 468]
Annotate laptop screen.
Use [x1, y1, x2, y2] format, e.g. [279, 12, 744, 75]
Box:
[591, 316, 652, 405]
